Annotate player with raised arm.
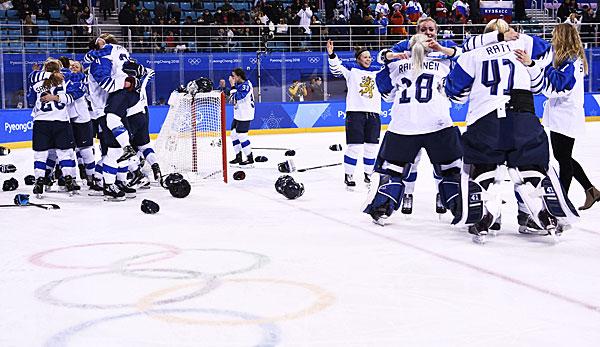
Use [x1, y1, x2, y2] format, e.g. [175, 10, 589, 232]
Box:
[443, 19, 578, 243]
[228, 68, 256, 167]
[327, 40, 383, 187]
[31, 59, 84, 197]
[126, 66, 161, 189]
[362, 34, 462, 225]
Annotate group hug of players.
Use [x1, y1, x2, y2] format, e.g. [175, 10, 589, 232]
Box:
[329, 18, 600, 243]
[28, 33, 161, 201]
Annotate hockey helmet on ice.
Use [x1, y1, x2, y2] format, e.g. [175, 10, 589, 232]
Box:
[169, 179, 191, 198]
[141, 199, 160, 214]
[281, 180, 304, 200]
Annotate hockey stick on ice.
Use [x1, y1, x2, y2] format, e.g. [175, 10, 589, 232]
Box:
[297, 163, 342, 172]
[0, 203, 60, 210]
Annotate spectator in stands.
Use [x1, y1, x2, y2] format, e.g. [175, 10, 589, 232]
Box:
[565, 12, 582, 30]
[23, 14, 38, 41]
[151, 31, 164, 52]
[452, 0, 469, 24]
[307, 76, 324, 101]
[276, 17, 289, 35]
[182, 15, 195, 43]
[155, 0, 167, 19]
[216, 79, 231, 96]
[389, 5, 407, 40]
[61, 3, 78, 24]
[168, 2, 181, 23]
[100, 0, 114, 21]
[557, 0, 571, 22]
[374, 11, 389, 37]
[513, 0, 529, 21]
[581, 5, 595, 41]
[222, 0, 233, 12]
[406, 0, 423, 24]
[434, 0, 448, 24]
[288, 80, 308, 101]
[297, 3, 313, 35]
[192, 0, 202, 10]
[201, 9, 214, 24]
[118, 3, 136, 37]
[468, 0, 480, 23]
[165, 30, 175, 50]
[375, 0, 390, 16]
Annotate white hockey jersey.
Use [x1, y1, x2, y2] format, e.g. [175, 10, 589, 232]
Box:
[31, 81, 78, 121]
[231, 80, 255, 121]
[86, 44, 131, 119]
[444, 36, 548, 125]
[328, 54, 382, 114]
[542, 57, 586, 139]
[65, 72, 92, 124]
[377, 56, 453, 135]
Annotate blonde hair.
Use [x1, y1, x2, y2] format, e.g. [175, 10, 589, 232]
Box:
[42, 59, 64, 89]
[416, 17, 438, 32]
[484, 19, 510, 34]
[552, 23, 588, 75]
[410, 34, 432, 77]
[70, 61, 83, 72]
[99, 33, 118, 44]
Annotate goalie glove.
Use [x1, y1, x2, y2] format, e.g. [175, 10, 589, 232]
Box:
[122, 59, 147, 78]
[0, 164, 16, 173]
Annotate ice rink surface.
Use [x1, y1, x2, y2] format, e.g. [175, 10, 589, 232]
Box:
[1, 123, 600, 347]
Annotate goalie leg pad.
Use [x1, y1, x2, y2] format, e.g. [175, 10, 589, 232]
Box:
[542, 167, 579, 222]
[362, 173, 405, 220]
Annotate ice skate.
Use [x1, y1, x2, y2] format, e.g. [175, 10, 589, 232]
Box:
[103, 183, 126, 201]
[116, 181, 137, 199]
[345, 174, 356, 189]
[401, 194, 413, 214]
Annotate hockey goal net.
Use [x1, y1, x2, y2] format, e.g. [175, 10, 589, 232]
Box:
[155, 90, 227, 183]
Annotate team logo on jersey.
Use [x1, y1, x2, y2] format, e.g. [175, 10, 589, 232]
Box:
[359, 76, 375, 99]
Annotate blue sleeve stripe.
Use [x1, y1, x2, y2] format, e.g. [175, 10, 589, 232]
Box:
[143, 148, 155, 157]
[85, 162, 96, 170]
[376, 65, 394, 95]
[118, 166, 129, 173]
[545, 62, 576, 93]
[444, 63, 474, 101]
[531, 36, 552, 61]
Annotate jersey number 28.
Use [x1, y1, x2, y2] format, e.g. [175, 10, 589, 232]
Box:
[398, 73, 434, 104]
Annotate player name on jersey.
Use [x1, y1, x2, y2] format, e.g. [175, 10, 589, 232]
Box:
[397, 61, 441, 74]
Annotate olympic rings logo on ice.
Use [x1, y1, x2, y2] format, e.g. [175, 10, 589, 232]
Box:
[188, 58, 202, 65]
[29, 242, 335, 345]
[308, 57, 321, 64]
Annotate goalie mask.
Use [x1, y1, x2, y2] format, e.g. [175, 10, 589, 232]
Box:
[186, 77, 213, 94]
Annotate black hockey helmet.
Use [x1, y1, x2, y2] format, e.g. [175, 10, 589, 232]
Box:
[162, 173, 184, 189]
[24, 174, 36, 185]
[195, 77, 213, 92]
[233, 171, 246, 180]
[2, 177, 18, 191]
[275, 175, 295, 194]
[169, 179, 191, 198]
[141, 199, 160, 214]
[281, 180, 305, 200]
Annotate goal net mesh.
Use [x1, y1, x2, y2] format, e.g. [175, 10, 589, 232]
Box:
[155, 91, 227, 182]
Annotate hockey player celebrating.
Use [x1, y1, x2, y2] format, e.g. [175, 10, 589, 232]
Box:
[539, 24, 600, 210]
[362, 34, 462, 225]
[327, 39, 382, 187]
[443, 19, 578, 243]
[31, 59, 84, 197]
[228, 68, 256, 166]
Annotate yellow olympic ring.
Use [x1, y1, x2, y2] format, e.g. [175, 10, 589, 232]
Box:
[135, 278, 335, 326]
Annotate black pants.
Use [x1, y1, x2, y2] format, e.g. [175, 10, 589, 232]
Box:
[550, 131, 593, 192]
